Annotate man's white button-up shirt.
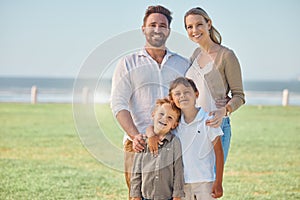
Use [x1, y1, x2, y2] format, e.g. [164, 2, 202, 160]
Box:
[111, 48, 189, 142]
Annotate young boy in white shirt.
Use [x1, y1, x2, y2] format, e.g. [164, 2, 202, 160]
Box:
[169, 77, 224, 199]
[145, 77, 224, 199]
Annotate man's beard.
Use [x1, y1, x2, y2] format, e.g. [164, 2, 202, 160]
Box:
[146, 32, 168, 48]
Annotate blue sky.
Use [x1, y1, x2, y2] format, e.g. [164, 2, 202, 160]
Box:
[0, 0, 300, 81]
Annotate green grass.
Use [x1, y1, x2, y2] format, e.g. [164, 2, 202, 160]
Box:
[0, 104, 126, 199]
[1, 103, 300, 199]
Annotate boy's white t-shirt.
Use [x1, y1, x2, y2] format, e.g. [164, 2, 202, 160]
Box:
[173, 108, 223, 183]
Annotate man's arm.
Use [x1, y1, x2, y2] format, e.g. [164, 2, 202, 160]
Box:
[116, 110, 145, 152]
[111, 57, 145, 152]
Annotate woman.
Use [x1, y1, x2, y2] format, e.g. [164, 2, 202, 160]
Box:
[184, 7, 245, 162]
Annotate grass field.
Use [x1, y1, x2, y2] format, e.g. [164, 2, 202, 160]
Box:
[0, 103, 299, 199]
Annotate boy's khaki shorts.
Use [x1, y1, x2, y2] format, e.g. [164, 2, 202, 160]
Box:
[183, 182, 215, 200]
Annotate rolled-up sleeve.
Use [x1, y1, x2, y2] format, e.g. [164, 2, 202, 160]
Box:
[130, 152, 143, 198]
[110, 57, 132, 117]
[224, 50, 245, 112]
[172, 137, 185, 198]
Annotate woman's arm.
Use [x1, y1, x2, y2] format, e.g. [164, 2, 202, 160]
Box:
[224, 49, 245, 112]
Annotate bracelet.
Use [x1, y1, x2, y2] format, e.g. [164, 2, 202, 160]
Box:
[225, 107, 231, 117]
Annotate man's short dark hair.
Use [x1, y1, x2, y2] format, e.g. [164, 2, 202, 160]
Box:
[143, 5, 172, 27]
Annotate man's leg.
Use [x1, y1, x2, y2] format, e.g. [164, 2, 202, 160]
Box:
[124, 139, 135, 199]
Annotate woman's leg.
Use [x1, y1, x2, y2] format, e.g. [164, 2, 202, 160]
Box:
[220, 117, 231, 163]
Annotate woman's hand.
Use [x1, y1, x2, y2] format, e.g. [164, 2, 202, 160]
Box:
[206, 107, 226, 128]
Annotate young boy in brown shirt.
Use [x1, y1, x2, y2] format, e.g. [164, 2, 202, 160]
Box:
[130, 98, 184, 200]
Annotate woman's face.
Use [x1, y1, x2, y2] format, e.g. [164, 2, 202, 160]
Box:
[185, 14, 211, 44]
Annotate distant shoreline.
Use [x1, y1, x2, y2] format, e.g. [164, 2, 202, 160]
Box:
[0, 77, 300, 105]
[0, 90, 300, 106]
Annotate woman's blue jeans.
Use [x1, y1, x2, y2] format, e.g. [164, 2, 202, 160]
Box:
[220, 117, 231, 163]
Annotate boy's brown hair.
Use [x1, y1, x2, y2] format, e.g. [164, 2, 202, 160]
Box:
[168, 77, 199, 100]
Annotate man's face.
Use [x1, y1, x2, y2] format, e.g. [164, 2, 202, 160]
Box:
[142, 13, 170, 48]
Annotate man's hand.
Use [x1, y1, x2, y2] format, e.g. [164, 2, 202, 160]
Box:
[132, 134, 146, 152]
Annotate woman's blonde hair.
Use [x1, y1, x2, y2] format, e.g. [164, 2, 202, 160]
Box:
[184, 7, 222, 44]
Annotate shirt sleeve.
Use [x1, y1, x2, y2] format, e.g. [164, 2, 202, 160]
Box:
[224, 49, 245, 112]
[172, 137, 185, 198]
[207, 126, 224, 142]
[110, 57, 132, 116]
[130, 152, 143, 198]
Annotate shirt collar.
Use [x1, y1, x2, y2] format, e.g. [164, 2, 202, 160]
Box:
[180, 107, 206, 125]
[162, 132, 173, 142]
[157, 132, 173, 148]
[138, 47, 176, 59]
[144, 132, 172, 152]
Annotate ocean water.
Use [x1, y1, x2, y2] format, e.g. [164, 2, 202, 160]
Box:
[0, 77, 300, 106]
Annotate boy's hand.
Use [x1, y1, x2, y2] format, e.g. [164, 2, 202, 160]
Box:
[132, 134, 145, 152]
[211, 181, 223, 198]
[146, 126, 163, 156]
[147, 135, 162, 156]
[173, 197, 181, 200]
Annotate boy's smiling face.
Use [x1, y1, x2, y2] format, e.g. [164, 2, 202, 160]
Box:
[152, 103, 179, 136]
[171, 83, 198, 110]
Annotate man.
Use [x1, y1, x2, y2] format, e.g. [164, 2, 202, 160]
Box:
[110, 5, 189, 199]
